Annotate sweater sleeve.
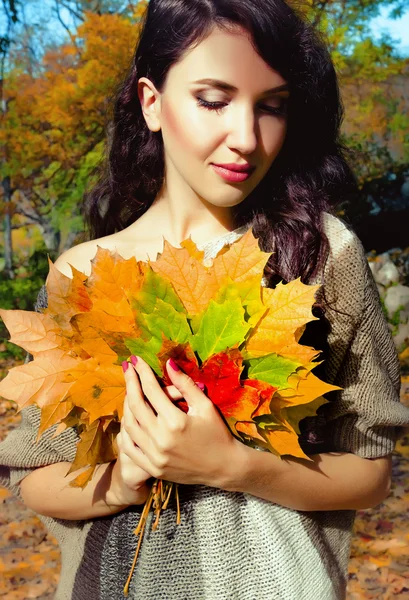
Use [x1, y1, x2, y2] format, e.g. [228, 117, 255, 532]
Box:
[0, 285, 81, 500]
[319, 226, 409, 459]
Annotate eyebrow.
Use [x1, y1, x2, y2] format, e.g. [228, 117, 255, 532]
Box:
[191, 78, 290, 95]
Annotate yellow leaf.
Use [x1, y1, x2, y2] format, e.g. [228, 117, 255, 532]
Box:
[245, 278, 321, 356]
[66, 418, 103, 480]
[79, 338, 118, 364]
[0, 309, 61, 355]
[52, 421, 70, 438]
[87, 246, 141, 303]
[72, 309, 137, 338]
[150, 240, 219, 316]
[91, 295, 134, 319]
[45, 259, 92, 331]
[212, 227, 271, 285]
[262, 419, 313, 460]
[235, 421, 268, 443]
[0, 349, 79, 412]
[180, 237, 205, 261]
[280, 367, 342, 405]
[65, 360, 126, 422]
[68, 465, 97, 488]
[37, 399, 74, 440]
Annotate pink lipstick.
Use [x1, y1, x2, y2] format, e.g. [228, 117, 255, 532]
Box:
[211, 163, 255, 183]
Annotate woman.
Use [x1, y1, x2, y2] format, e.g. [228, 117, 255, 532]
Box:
[1, 1, 408, 598]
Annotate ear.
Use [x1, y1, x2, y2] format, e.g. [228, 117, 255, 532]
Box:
[137, 76, 161, 132]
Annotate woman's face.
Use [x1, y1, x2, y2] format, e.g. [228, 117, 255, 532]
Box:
[139, 25, 289, 211]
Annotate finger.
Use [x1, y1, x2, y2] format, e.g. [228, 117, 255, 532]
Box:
[123, 360, 157, 431]
[163, 382, 204, 401]
[122, 405, 152, 454]
[162, 385, 184, 401]
[165, 358, 209, 415]
[130, 356, 183, 421]
[119, 422, 156, 474]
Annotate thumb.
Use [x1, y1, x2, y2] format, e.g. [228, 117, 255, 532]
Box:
[166, 358, 208, 413]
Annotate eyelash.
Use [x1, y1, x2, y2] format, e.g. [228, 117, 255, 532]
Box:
[196, 97, 288, 116]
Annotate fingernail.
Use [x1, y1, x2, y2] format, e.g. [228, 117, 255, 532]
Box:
[168, 358, 180, 371]
[195, 382, 205, 390]
[130, 355, 138, 366]
[122, 360, 129, 373]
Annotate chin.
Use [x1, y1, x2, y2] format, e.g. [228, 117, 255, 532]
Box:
[208, 199, 245, 209]
[204, 191, 248, 207]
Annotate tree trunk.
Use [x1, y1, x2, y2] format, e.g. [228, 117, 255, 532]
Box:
[38, 223, 61, 258]
[2, 175, 14, 279]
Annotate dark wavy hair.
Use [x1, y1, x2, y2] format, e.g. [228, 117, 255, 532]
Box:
[83, 0, 357, 303]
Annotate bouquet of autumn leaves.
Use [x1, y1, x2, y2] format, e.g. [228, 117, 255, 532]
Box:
[0, 226, 341, 590]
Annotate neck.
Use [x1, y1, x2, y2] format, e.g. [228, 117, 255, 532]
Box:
[145, 190, 236, 248]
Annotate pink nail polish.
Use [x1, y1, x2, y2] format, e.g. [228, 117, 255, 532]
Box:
[122, 360, 129, 373]
[169, 358, 180, 371]
[130, 355, 138, 366]
[195, 382, 205, 390]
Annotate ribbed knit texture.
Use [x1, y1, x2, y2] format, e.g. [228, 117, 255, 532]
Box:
[1, 212, 408, 599]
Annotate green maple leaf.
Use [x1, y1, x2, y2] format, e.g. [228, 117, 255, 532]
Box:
[125, 334, 163, 376]
[132, 267, 186, 315]
[246, 353, 301, 390]
[145, 298, 193, 344]
[253, 414, 290, 431]
[191, 297, 251, 362]
[214, 276, 266, 328]
[132, 267, 187, 341]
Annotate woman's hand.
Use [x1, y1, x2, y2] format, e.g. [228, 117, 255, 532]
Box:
[109, 381, 187, 507]
[121, 355, 242, 489]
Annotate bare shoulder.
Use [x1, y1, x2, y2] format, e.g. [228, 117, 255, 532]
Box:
[53, 234, 124, 278]
[53, 220, 159, 278]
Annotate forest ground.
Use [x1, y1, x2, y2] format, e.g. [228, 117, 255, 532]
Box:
[1, 359, 409, 599]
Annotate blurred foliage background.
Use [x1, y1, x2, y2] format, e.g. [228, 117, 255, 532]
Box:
[1, 6, 408, 599]
[0, 0, 408, 355]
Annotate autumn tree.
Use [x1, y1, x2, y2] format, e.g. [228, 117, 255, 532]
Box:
[0, 5, 145, 256]
[1, 0, 408, 262]
[1, 0, 21, 278]
[294, 0, 409, 184]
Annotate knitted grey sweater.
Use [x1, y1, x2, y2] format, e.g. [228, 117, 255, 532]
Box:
[1, 212, 408, 600]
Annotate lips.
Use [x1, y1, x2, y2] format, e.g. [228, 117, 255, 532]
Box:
[212, 163, 255, 173]
[211, 164, 255, 183]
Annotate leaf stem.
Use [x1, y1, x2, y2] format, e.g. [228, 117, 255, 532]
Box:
[124, 484, 155, 596]
[124, 478, 182, 594]
[175, 483, 181, 524]
[162, 481, 173, 509]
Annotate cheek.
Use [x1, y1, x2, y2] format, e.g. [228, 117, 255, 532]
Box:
[263, 119, 287, 159]
[162, 100, 215, 159]
[162, 100, 183, 138]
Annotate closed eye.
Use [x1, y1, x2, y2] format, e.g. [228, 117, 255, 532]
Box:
[196, 97, 287, 117]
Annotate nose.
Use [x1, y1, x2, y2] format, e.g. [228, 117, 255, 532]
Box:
[225, 105, 258, 155]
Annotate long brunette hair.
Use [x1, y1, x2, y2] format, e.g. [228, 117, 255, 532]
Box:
[83, 0, 357, 294]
